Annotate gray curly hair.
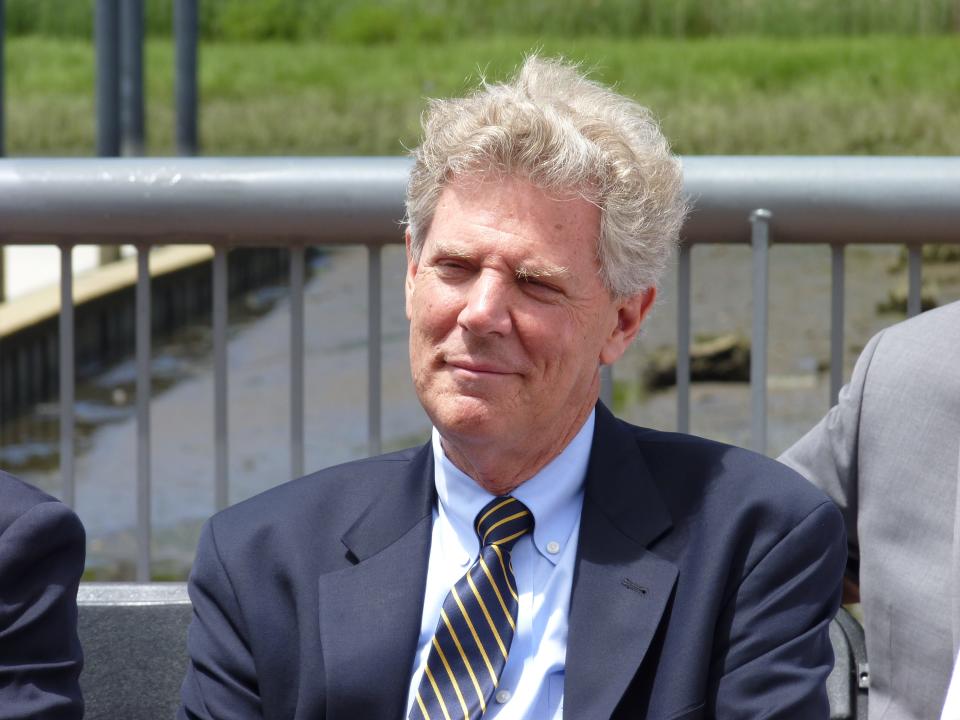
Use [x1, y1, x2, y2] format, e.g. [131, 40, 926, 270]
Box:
[404, 55, 687, 298]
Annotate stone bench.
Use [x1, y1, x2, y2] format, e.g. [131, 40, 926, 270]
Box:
[78, 583, 191, 720]
[78, 583, 867, 719]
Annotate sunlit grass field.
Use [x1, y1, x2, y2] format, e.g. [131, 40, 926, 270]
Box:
[7, 0, 959, 40]
[6, 35, 960, 156]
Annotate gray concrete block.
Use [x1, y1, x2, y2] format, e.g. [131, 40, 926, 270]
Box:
[78, 583, 191, 720]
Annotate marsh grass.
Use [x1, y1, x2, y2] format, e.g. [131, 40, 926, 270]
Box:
[6, 36, 960, 156]
[6, 0, 960, 40]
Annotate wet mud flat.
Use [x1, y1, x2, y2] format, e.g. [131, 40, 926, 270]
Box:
[2, 243, 957, 579]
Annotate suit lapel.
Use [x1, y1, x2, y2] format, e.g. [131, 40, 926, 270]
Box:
[565, 404, 678, 719]
[317, 443, 436, 720]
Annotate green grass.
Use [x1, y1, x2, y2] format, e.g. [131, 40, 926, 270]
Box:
[6, 0, 960, 40]
[6, 36, 960, 156]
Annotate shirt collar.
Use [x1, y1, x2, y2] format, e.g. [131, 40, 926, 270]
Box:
[432, 409, 593, 566]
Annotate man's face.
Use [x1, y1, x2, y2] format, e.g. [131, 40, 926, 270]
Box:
[405, 175, 653, 462]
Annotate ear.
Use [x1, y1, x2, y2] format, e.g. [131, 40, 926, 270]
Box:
[405, 227, 418, 321]
[599, 287, 656, 365]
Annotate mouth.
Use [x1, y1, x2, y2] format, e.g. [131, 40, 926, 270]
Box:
[444, 359, 515, 376]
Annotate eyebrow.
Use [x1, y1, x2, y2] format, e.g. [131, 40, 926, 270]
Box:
[431, 242, 473, 260]
[515, 262, 570, 281]
[431, 241, 570, 281]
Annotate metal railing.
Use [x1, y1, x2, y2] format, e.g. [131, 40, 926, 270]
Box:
[1, 156, 959, 581]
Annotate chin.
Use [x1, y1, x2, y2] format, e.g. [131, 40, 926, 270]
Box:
[427, 398, 509, 443]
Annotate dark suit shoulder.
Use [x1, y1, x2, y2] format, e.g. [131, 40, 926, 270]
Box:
[612, 420, 845, 635]
[0, 471, 85, 720]
[0, 471, 85, 576]
[203, 444, 430, 569]
[0, 470, 77, 535]
[211, 445, 423, 523]
[629, 423, 834, 518]
[617, 424, 845, 592]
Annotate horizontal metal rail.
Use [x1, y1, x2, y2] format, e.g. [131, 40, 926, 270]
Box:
[1, 156, 958, 581]
[0, 156, 959, 245]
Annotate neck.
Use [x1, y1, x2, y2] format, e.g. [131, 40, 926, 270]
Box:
[440, 400, 596, 496]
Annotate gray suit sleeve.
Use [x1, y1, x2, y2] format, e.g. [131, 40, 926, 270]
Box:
[778, 329, 885, 582]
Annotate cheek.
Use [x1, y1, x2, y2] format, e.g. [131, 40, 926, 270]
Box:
[409, 309, 456, 372]
[526, 313, 607, 376]
[412, 283, 461, 332]
[411, 302, 446, 342]
[513, 312, 576, 365]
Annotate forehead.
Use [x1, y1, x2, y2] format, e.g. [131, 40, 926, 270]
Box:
[427, 175, 600, 257]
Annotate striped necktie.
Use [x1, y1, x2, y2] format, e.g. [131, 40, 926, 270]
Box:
[410, 496, 534, 720]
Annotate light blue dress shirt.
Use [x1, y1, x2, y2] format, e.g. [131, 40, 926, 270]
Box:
[404, 411, 594, 719]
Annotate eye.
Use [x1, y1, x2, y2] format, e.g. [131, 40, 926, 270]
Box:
[433, 258, 472, 278]
[519, 275, 561, 296]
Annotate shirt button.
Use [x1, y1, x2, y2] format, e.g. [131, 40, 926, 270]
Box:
[495, 689, 511, 704]
[546, 540, 561, 554]
[460, 554, 471, 567]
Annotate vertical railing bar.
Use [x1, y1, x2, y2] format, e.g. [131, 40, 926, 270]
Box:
[289, 246, 305, 479]
[119, 0, 145, 156]
[213, 247, 229, 510]
[0, 0, 5, 304]
[0, 0, 5, 159]
[749, 209, 771, 455]
[95, 0, 121, 267]
[907, 244, 923, 318]
[600, 366, 613, 407]
[367, 245, 382, 456]
[59, 245, 75, 507]
[676, 241, 692, 433]
[95, 0, 120, 158]
[829, 244, 845, 406]
[135, 244, 151, 581]
[174, 0, 199, 156]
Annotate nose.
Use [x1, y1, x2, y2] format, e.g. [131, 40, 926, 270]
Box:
[457, 271, 512, 336]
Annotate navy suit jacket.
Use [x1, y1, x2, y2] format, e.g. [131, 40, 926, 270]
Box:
[0, 471, 85, 720]
[179, 404, 844, 719]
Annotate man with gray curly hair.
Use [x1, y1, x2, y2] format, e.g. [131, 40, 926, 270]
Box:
[180, 56, 844, 719]
[405, 56, 685, 298]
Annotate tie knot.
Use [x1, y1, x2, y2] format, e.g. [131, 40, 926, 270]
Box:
[474, 496, 533, 550]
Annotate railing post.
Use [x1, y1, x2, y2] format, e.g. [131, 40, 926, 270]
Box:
[0, 0, 5, 159]
[95, 0, 121, 158]
[600, 366, 613, 407]
[829, 244, 845, 406]
[676, 241, 692, 433]
[135, 245, 152, 581]
[0, 1, 5, 302]
[213, 248, 228, 510]
[96, 0, 122, 266]
[367, 245, 382, 456]
[907, 245, 923, 317]
[174, 0, 199, 156]
[59, 245, 76, 507]
[749, 209, 771, 455]
[119, 0, 145, 157]
[289, 246, 305, 479]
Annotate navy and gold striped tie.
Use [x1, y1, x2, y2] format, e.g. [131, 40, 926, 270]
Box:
[410, 496, 534, 720]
